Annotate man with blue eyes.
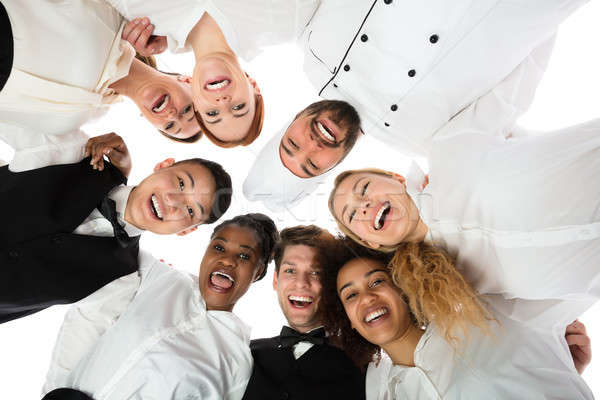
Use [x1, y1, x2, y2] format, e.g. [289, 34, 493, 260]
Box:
[242, 225, 366, 400]
[0, 132, 232, 324]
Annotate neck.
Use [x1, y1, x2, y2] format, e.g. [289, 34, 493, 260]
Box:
[108, 58, 155, 98]
[289, 322, 322, 334]
[123, 187, 142, 230]
[403, 194, 429, 242]
[187, 13, 236, 61]
[382, 323, 424, 367]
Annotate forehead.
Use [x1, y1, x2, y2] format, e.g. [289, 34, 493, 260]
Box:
[282, 244, 318, 266]
[212, 225, 260, 249]
[337, 258, 387, 287]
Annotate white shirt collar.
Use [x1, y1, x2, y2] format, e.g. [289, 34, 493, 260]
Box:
[107, 185, 144, 237]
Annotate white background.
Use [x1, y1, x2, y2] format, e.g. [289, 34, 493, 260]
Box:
[1, 3, 598, 397]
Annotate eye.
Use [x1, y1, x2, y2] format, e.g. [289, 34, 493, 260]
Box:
[183, 104, 192, 114]
[178, 177, 185, 191]
[310, 271, 321, 280]
[187, 206, 194, 219]
[284, 268, 295, 274]
[361, 182, 370, 196]
[307, 159, 318, 171]
[232, 103, 246, 111]
[213, 244, 225, 252]
[239, 253, 251, 261]
[206, 110, 219, 117]
[371, 278, 385, 288]
[349, 209, 357, 223]
[288, 139, 299, 150]
[165, 121, 175, 130]
[344, 292, 357, 301]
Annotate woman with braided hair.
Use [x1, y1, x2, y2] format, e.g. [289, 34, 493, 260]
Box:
[320, 238, 593, 399]
[42, 213, 279, 400]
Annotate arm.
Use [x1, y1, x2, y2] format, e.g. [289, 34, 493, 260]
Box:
[84, 133, 132, 178]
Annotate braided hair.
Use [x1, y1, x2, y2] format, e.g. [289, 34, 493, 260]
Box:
[211, 213, 279, 281]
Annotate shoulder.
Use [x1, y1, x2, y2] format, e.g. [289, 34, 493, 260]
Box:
[250, 336, 280, 351]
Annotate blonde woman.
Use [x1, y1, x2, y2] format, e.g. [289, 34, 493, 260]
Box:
[320, 240, 594, 399]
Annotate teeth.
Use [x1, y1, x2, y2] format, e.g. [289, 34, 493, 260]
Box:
[206, 79, 230, 90]
[288, 295, 313, 303]
[151, 195, 163, 220]
[152, 95, 169, 113]
[374, 202, 390, 230]
[365, 308, 388, 323]
[317, 121, 335, 142]
[212, 271, 235, 283]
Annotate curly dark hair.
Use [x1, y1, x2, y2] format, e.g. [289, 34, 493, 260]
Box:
[211, 213, 279, 281]
[320, 237, 390, 369]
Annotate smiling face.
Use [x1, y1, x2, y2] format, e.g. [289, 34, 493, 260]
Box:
[337, 258, 411, 347]
[280, 101, 361, 178]
[125, 159, 216, 234]
[192, 55, 260, 143]
[199, 225, 263, 311]
[133, 74, 202, 140]
[331, 172, 420, 248]
[273, 244, 323, 333]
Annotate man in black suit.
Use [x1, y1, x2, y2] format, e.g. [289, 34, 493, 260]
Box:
[0, 133, 232, 323]
[242, 225, 366, 400]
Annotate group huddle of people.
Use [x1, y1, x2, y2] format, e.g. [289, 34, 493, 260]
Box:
[1, 0, 598, 399]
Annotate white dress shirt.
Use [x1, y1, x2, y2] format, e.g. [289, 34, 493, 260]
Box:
[300, 0, 587, 157]
[43, 251, 253, 400]
[0, 0, 134, 171]
[365, 299, 593, 400]
[103, 0, 319, 59]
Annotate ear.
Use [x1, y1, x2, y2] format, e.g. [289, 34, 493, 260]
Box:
[365, 240, 381, 250]
[177, 75, 193, 84]
[252, 263, 266, 283]
[245, 72, 261, 96]
[176, 225, 198, 236]
[153, 158, 175, 172]
[272, 269, 279, 290]
[390, 172, 406, 184]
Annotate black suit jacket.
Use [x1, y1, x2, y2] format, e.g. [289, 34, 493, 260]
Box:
[0, 1, 13, 91]
[242, 335, 366, 400]
[0, 158, 139, 323]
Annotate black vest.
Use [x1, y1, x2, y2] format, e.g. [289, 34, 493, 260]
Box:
[0, 158, 139, 323]
[242, 335, 366, 400]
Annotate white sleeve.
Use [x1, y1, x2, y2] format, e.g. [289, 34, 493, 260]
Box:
[432, 37, 555, 141]
[42, 272, 142, 396]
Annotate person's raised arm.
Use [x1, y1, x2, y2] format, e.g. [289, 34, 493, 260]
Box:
[84, 132, 132, 178]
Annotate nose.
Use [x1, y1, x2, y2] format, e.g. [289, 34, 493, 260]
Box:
[216, 94, 231, 103]
[162, 193, 188, 218]
[297, 272, 311, 288]
[219, 253, 238, 268]
[357, 198, 371, 217]
[167, 106, 177, 119]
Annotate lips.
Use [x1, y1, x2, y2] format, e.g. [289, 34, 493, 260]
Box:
[150, 194, 163, 220]
[152, 94, 169, 113]
[373, 201, 391, 230]
[288, 294, 314, 309]
[363, 306, 389, 324]
[204, 76, 231, 91]
[208, 269, 235, 293]
[315, 119, 337, 143]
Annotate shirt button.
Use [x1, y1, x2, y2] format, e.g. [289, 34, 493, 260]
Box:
[343, 64, 350, 72]
[384, 122, 390, 127]
[333, 83, 338, 88]
[384, 0, 393, 4]
[277, 344, 283, 349]
[408, 69, 416, 77]
[429, 34, 439, 44]
[360, 34, 369, 42]
[8, 250, 19, 259]
[390, 104, 398, 111]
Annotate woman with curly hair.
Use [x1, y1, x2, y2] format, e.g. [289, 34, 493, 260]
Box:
[42, 213, 279, 400]
[320, 239, 593, 399]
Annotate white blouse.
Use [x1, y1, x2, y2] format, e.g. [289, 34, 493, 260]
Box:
[300, 0, 587, 157]
[104, 0, 319, 60]
[366, 300, 593, 400]
[0, 0, 134, 170]
[43, 251, 253, 400]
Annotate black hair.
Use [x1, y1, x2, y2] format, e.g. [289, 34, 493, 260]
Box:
[172, 158, 232, 224]
[210, 213, 280, 281]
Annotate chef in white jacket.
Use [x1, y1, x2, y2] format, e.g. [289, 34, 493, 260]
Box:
[243, 0, 588, 210]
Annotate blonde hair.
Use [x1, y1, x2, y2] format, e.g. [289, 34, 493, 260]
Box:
[328, 168, 400, 252]
[390, 242, 495, 348]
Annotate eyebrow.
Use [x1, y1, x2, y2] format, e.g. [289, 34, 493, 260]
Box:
[233, 109, 250, 119]
[338, 268, 387, 294]
[301, 165, 316, 177]
[281, 143, 294, 157]
[205, 118, 222, 125]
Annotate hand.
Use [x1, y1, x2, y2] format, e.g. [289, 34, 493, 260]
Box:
[122, 17, 167, 56]
[85, 133, 132, 178]
[565, 319, 591, 374]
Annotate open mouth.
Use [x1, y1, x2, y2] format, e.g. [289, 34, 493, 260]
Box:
[315, 119, 336, 143]
[209, 270, 235, 292]
[288, 295, 314, 309]
[373, 201, 391, 230]
[364, 307, 388, 324]
[204, 78, 231, 91]
[150, 194, 163, 220]
[152, 94, 169, 113]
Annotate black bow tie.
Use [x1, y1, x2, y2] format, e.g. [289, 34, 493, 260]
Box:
[98, 196, 137, 248]
[279, 326, 326, 348]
